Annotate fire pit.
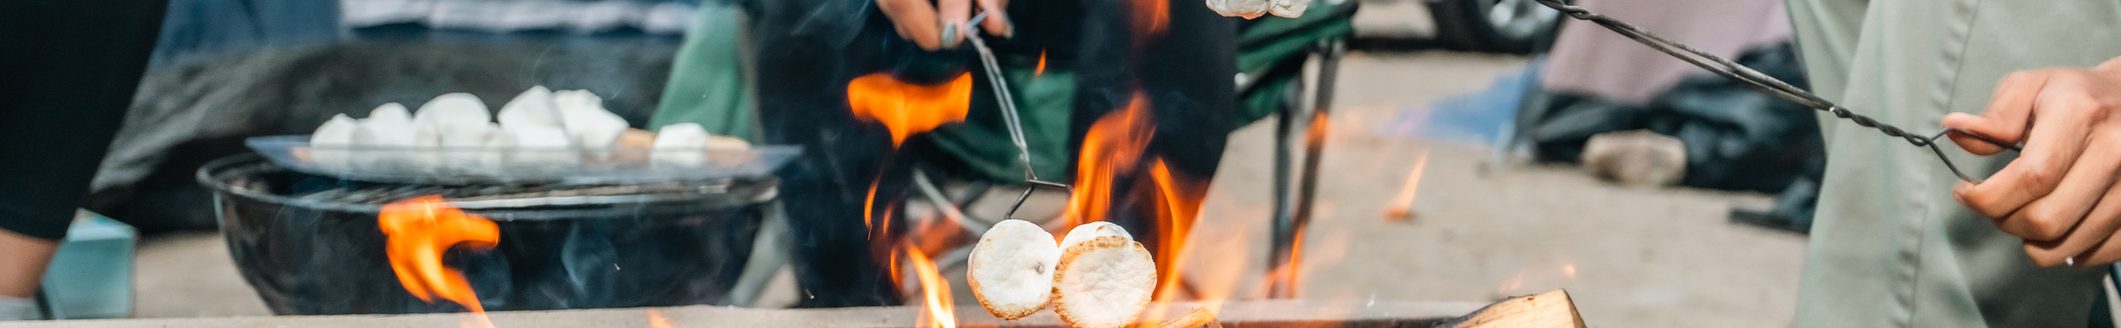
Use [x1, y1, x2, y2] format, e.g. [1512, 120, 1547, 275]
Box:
[197, 154, 775, 315]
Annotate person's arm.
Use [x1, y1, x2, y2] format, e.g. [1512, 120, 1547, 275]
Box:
[1943, 56, 2121, 268]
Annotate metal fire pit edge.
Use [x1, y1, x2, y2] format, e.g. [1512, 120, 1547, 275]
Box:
[196, 154, 775, 315]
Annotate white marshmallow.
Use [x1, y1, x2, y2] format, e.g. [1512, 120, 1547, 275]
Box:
[368, 103, 413, 125]
[352, 103, 417, 169]
[414, 93, 493, 142]
[552, 89, 630, 150]
[503, 124, 577, 167]
[353, 107, 421, 170]
[498, 86, 560, 128]
[651, 123, 711, 167]
[309, 114, 359, 169]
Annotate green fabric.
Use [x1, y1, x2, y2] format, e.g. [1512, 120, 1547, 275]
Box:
[1787, 0, 2121, 326]
[1232, 3, 1354, 127]
[650, 4, 758, 141]
[928, 68, 1076, 182]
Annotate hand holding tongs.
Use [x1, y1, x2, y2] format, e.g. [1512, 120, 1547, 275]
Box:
[1530, 0, 2021, 183]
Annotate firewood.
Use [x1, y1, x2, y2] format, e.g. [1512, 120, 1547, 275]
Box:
[1443, 289, 1586, 328]
[1155, 307, 1223, 328]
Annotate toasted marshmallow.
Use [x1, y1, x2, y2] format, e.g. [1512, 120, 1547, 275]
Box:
[967, 219, 1061, 320]
[1052, 235, 1156, 328]
[1060, 221, 1134, 250]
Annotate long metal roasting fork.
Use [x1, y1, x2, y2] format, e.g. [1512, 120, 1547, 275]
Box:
[1530, 0, 2020, 183]
[962, 13, 1075, 220]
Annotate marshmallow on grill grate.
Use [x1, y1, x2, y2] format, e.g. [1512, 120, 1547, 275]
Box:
[1052, 223, 1156, 328]
[499, 86, 560, 129]
[352, 103, 419, 169]
[553, 89, 630, 152]
[503, 123, 577, 167]
[651, 123, 710, 167]
[310, 114, 359, 170]
[967, 219, 1060, 320]
[414, 93, 496, 170]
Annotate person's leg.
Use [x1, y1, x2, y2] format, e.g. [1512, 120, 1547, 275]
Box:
[0, 0, 170, 314]
[748, 0, 917, 308]
[0, 231, 57, 299]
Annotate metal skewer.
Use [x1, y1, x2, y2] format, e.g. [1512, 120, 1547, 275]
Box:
[1530, 0, 2020, 183]
[962, 13, 1074, 219]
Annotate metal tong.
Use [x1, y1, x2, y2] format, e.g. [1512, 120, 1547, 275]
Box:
[961, 13, 1074, 219]
[1530, 0, 2022, 183]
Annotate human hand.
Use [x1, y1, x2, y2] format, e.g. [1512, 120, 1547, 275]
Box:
[875, 0, 1012, 50]
[1943, 57, 2121, 268]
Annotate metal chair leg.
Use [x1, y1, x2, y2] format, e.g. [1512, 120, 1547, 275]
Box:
[1268, 39, 1345, 299]
[724, 198, 791, 307]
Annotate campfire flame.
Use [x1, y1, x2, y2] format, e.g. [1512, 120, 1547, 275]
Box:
[1063, 95, 1158, 227]
[647, 309, 675, 328]
[378, 195, 500, 328]
[1035, 51, 1049, 77]
[1131, 0, 1170, 38]
[1062, 93, 1213, 320]
[1385, 152, 1430, 220]
[846, 72, 975, 147]
[905, 244, 958, 328]
[845, 70, 978, 328]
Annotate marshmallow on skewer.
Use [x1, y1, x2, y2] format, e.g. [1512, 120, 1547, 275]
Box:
[651, 123, 710, 167]
[309, 114, 359, 170]
[414, 93, 497, 170]
[553, 89, 630, 150]
[498, 86, 560, 128]
[352, 103, 419, 169]
[503, 124, 577, 167]
[967, 219, 1061, 320]
[1051, 222, 1156, 328]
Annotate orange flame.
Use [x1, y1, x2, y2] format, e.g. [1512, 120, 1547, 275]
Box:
[1131, 0, 1169, 38]
[1384, 152, 1430, 220]
[379, 195, 500, 328]
[1063, 95, 1157, 226]
[847, 73, 975, 147]
[1059, 93, 1212, 310]
[1035, 51, 1049, 77]
[647, 309, 675, 328]
[904, 245, 957, 328]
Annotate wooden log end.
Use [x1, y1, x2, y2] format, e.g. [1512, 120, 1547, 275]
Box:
[1445, 289, 1586, 328]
